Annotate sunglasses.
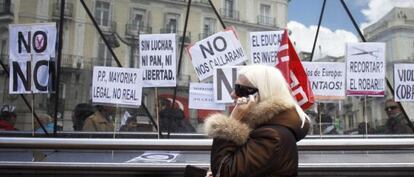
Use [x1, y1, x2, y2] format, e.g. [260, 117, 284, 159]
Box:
[234, 84, 258, 97]
[385, 105, 399, 111]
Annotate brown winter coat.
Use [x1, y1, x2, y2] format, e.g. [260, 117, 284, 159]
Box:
[205, 97, 309, 177]
[82, 111, 114, 132]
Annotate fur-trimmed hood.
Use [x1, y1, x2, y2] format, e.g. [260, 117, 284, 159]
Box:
[204, 97, 309, 145]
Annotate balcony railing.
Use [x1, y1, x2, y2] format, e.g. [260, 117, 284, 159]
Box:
[60, 55, 85, 69]
[51, 2, 74, 19]
[91, 57, 113, 67]
[198, 32, 215, 40]
[125, 24, 152, 37]
[197, 0, 210, 5]
[160, 28, 191, 44]
[0, 1, 14, 22]
[97, 20, 117, 33]
[219, 8, 239, 21]
[257, 15, 276, 26]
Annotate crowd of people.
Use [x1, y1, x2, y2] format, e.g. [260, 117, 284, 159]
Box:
[0, 98, 412, 134]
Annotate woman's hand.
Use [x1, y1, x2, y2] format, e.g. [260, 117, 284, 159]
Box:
[230, 94, 257, 121]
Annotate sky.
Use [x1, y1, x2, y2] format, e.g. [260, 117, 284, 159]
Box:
[287, 0, 414, 58]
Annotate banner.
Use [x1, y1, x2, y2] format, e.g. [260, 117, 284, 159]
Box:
[276, 30, 314, 110]
[9, 23, 56, 94]
[187, 28, 247, 81]
[346, 42, 386, 96]
[394, 64, 414, 102]
[249, 31, 283, 66]
[189, 83, 225, 110]
[92, 66, 143, 107]
[139, 33, 176, 87]
[303, 62, 346, 100]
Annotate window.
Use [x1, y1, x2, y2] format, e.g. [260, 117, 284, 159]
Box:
[260, 4, 271, 25]
[165, 13, 180, 33]
[97, 40, 112, 66]
[203, 17, 216, 38]
[224, 0, 234, 18]
[94, 1, 111, 27]
[130, 8, 145, 31]
[0, 0, 12, 13]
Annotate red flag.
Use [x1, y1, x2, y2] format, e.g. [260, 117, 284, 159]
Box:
[276, 29, 315, 110]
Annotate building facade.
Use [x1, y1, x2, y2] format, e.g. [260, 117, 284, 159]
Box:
[364, 6, 414, 124]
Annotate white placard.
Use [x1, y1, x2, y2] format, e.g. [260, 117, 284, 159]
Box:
[303, 62, 346, 100]
[346, 42, 386, 96]
[92, 66, 143, 107]
[187, 29, 247, 81]
[9, 23, 56, 94]
[249, 31, 283, 66]
[394, 64, 414, 102]
[189, 83, 226, 110]
[213, 66, 242, 103]
[139, 33, 176, 87]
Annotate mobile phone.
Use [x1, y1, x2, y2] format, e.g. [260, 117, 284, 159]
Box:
[235, 92, 258, 105]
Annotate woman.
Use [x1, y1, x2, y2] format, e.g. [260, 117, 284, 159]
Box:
[205, 65, 310, 177]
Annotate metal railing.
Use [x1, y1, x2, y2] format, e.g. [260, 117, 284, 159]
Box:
[257, 15, 276, 26]
[51, 2, 74, 19]
[125, 24, 152, 36]
[219, 8, 239, 21]
[1, 137, 414, 151]
[198, 32, 214, 40]
[160, 28, 191, 44]
[60, 54, 85, 69]
[97, 20, 117, 33]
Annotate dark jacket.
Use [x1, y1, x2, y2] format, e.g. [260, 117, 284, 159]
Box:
[384, 114, 413, 134]
[159, 108, 195, 133]
[205, 97, 309, 177]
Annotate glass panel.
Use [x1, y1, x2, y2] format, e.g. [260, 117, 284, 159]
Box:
[0, 0, 412, 139]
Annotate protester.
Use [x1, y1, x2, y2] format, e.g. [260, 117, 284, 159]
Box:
[34, 114, 54, 132]
[204, 65, 310, 177]
[72, 103, 96, 131]
[120, 116, 139, 132]
[357, 122, 375, 134]
[0, 104, 18, 131]
[82, 105, 115, 132]
[376, 99, 413, 134]
[313, 114, 338, 135]
[159, 99, 195, 133]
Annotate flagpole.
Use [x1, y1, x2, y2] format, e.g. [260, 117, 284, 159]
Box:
[364, 96, 368, 136]
[155, 88, 160, 139]
[318, 103, 322, 138]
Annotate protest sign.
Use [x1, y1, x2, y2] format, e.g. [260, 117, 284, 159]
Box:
[303, 62, 345, 100]
[9, 23, 56, 94]
[213, 66, 242, 103]
[346, 43, 386, 96]
[249, 31, 283, 66]
[187, 29, 247, 81]
[92, 66, 143, 107]
[139, 33, 176, 87]
[189, 83, 225, 110]
[394, 64, 414, 102]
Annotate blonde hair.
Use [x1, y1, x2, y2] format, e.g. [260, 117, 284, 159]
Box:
[238, 64, 310, 128]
